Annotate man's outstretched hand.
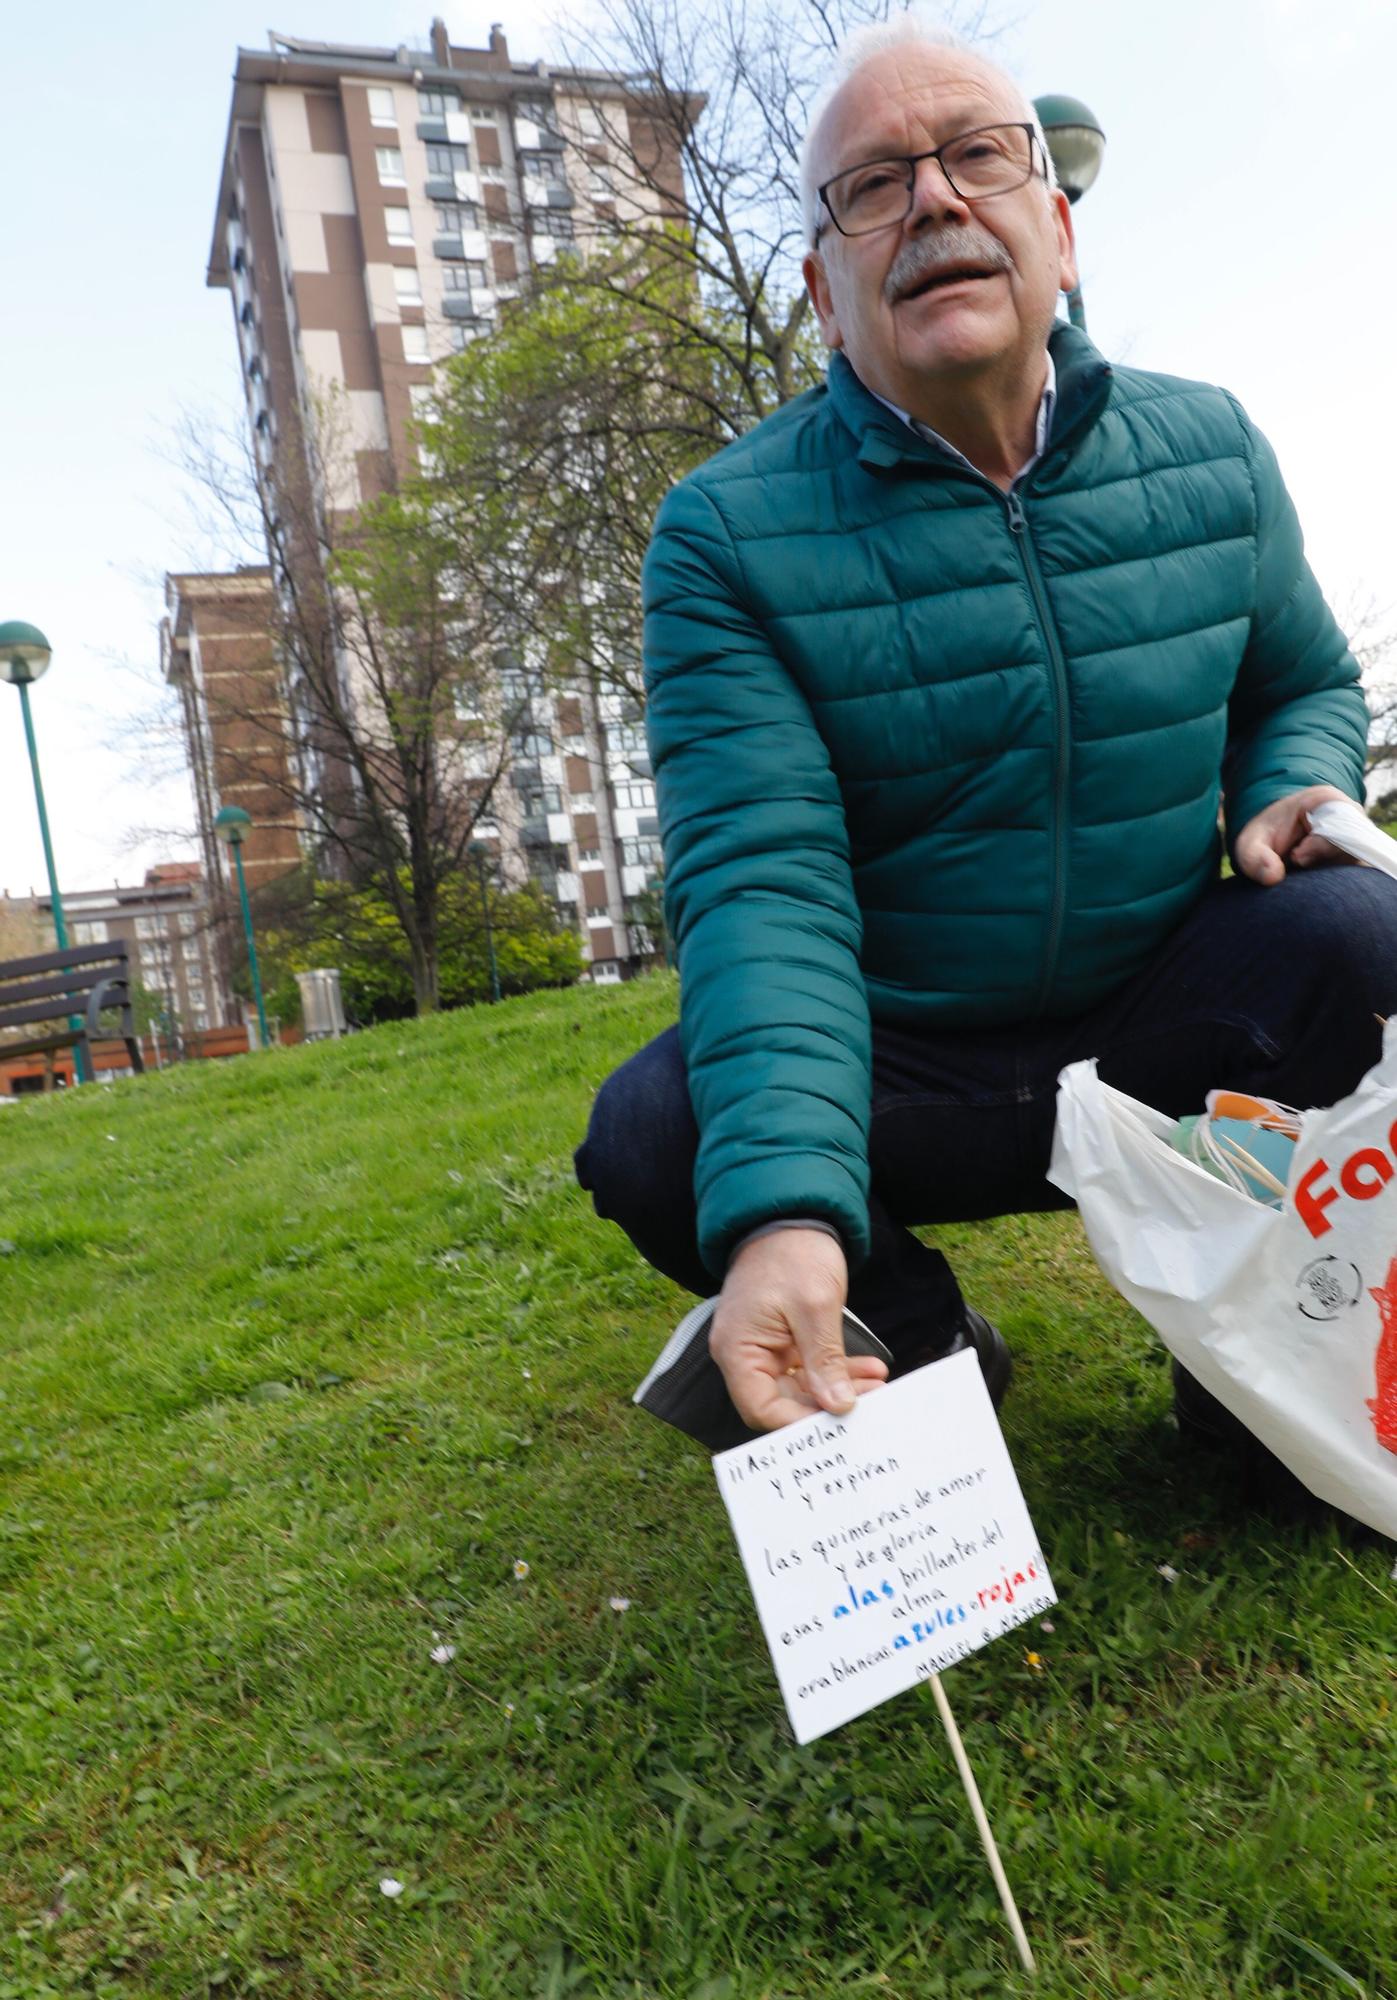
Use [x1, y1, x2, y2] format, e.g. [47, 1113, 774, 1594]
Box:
[1234, 783, 1357, 886]
[709, 1227, 889, 1433]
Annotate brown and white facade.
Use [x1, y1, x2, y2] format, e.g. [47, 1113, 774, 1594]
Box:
[193, 19, 674, 978]
[161, 567, 302, 897]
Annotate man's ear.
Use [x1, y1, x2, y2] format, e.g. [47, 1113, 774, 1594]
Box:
[803, 248, 844, 351]
[1051, 189, 1079, 297]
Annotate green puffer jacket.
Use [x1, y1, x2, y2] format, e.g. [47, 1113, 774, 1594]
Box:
[642, 325, 1367, 1277]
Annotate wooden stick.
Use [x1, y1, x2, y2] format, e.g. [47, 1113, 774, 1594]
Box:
[929, 1671, 1036, 1975]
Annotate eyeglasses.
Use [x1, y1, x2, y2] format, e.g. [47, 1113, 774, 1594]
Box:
[817, 123, 1043, 240]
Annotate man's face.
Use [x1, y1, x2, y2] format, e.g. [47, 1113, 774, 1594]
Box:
[802, 46, 1078, 407]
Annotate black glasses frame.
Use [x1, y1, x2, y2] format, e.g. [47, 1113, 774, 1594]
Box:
[816, 122, 1043, 241]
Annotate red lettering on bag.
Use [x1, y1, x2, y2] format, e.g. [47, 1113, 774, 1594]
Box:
[1340, 1150, 1395, 1201]
[1296, 1160, 1339, 1238]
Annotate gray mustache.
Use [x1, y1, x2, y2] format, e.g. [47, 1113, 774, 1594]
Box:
[884, 227, 1013, 303]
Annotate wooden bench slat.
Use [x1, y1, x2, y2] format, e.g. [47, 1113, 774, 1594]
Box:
[0, 993, 126, 1034]
[0, 970, 130, 1013]
[0, 942, 130, 980]
[0, 1028, 83, 1060]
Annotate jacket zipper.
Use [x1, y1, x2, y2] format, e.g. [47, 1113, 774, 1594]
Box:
[1005, 487, 1071, 1015]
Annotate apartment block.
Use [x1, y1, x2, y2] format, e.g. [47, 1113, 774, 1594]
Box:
[37, 866, 229, 1039]
[161, 568, 302, 894]
[197, 17, 675, 982]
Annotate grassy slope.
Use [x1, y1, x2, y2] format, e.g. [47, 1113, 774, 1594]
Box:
[0, 974, 1392, 2000]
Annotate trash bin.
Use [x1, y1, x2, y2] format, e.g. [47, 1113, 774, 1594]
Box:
[296, 968, 347, 1041]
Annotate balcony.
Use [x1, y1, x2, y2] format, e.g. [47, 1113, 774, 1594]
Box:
[520, 817, 551, 848]
[434, 234, 467, 260]
[442, 295, 479, 321]
[417, 118, 449, 142]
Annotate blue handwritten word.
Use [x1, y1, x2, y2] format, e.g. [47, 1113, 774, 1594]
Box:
[831, 1579, 896, 1617]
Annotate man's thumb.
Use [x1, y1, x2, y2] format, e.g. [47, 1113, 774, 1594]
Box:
[1238, 836, 1284, 886]
[804, 1333, 856, 1415]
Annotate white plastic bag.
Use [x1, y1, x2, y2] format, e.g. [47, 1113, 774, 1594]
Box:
[1048, 797, 1397, 1537]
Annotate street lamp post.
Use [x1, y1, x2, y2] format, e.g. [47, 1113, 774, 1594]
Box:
[1032, 94, 1106, 331]
[0, 620, 92, 1083]
[214, 804, 272, 1051]
[470, 843, 502, 1004]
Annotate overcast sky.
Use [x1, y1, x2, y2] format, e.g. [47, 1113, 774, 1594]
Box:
[1, 0, 1393, 899]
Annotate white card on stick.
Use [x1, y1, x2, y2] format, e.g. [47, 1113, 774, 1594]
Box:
[714, 1349, 1055, 1744]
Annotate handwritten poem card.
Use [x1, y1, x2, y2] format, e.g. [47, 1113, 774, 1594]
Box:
[714, 1349, 1056, 1744]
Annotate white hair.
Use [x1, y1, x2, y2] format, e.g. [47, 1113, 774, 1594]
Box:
[798, 12, 1056, 246]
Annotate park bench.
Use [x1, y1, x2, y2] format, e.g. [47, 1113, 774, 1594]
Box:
[0, 941, 146, 1089]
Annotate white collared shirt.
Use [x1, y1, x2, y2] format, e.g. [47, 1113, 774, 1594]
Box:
[866, 350, 1057, 487]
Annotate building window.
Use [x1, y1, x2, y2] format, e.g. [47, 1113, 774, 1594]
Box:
[520, 152, 568, 186]
[469, 104, 498, 122]
[622, 836, 663, 868]
[385, 206, 414, 245]
[402, 323, 431, 363]
[368, 87, 397, 126]
[419, 88, 459, 116]
[135, 916, 163, 939]
[442, 264, 480, 293]
[515, 97, 559, 135]
[193, 1009, 210, 1030]
[532, 210, 575, 241]
[393, 266, 423, 308]
[577, 104, 605, 139]
[425, 142, 469, 178]
[375, 147, 406, 186]
[434, 202, 477, 236]
[588, 164, 615, 197]
[520, 787, 562, 818]
[577, 848, 603, 866]
[409, 383, 434, 417]
[72, 920, 109, 945]
[182, 938, 201, 961]
[612, 780, 656, 810]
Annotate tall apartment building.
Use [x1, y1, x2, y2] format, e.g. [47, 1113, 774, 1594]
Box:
[195, 17, 677, 980]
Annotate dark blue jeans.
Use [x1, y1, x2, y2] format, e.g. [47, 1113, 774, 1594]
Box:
[575, 871, 1397, 1366]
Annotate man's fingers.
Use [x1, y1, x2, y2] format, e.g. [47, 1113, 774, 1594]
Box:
[1235, 828, 1286, 885]
[1290, 832, 1350, 870]
[743, 1357, 889, 1433]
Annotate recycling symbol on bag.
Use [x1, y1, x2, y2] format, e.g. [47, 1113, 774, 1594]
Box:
[1294, 1256, 1362, 1321]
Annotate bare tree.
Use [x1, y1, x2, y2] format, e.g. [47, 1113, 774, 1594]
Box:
[166, 394, 553, 1014]
[1347, 592, 1397, 799]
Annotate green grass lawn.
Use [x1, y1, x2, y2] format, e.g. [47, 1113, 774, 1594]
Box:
[0, 974, 1393, 2000]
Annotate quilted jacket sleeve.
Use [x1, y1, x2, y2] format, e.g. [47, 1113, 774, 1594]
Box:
[1222, 400, 1368, 849]
[643, 474, 873, 1278]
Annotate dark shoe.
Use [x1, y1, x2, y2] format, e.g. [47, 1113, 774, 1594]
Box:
[1172, 1360, 1320, 1513]
[890, 1306, 1012, 1409]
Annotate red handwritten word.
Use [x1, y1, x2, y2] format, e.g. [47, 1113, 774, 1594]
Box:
[1295, 1130, 1397, 1238]
[1367, 1256, 1397, 1457]
[976, 1562, 1039, 1611]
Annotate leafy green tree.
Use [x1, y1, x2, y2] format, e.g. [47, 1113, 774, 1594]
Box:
[247, 868, 582, 1028]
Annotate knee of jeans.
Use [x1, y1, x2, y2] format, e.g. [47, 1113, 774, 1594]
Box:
[574, 1033, 696, 1224]
[1286, 868, 1397, 1007]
